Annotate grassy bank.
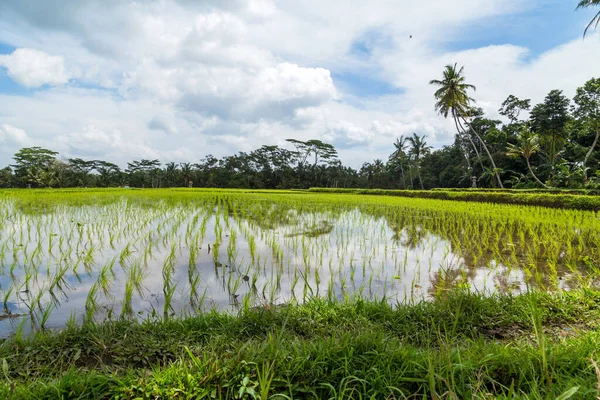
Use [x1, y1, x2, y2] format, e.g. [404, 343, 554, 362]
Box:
[1, 289, 600, 399]
[431, 188, 600, 196]
[309, 188, 600, 211]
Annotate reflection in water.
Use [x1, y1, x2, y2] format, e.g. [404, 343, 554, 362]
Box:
[0, 194, 598, 337]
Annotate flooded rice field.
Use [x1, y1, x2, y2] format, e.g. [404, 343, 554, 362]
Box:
[0, 189, 598, 337]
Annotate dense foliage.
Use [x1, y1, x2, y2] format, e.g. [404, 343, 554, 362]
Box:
[2, 76, 600, 190]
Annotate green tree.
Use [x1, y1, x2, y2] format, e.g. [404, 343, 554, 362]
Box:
[162, 162, 178, 187]
[11, 147, 59, 187]
[0, 167, 13, 188]
[180, 162, 193, 187]
[506, 127, 548, 188]
[407, 133, 432, 190]
[499, 95, 531, 124]
[390, 136, 411, 189]
[430, 64, 503, 188]
[126, 159, 161, 187]
[285, 139, 339, 187]
[93, 161, 121, 187]
[577, 0, 600, 36]
[68, 158, 95, 187]
[530, 90, 571, 182]
[286, 139, 338, 169]
[573, 78, 600, 181]
[360, 160, 387, 188]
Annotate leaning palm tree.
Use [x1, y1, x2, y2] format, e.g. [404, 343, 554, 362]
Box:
[430, 63, 504, 188]
[506, 127, 549, 188]
[577, 0, 600, 37]
[407, 133, 432, 190]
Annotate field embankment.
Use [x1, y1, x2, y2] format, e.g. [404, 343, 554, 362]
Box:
[309, 187, 600, 211]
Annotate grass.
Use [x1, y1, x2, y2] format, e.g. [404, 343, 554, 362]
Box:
[0, 289, 600, 398]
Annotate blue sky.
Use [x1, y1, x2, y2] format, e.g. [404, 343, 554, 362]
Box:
[0, 0, 599, 167]
[444, 1, 595, 55]
[331, 1, 598, 98]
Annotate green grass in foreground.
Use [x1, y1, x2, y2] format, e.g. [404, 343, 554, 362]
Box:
[1, 289, 600, 399]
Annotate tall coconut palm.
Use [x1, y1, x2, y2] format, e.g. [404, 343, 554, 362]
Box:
[430, 64, 504, 188]
[577, 0, 600, 37]
[391, 136, 410, 189]
[407, 133, 432, 190]
[506, 128, 549, 188]
[429, 64, 477, 172]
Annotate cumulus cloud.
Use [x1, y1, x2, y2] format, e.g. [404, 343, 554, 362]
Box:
[0, 48, 70, 87]
[0, 124, 31, 146]
[57, 125, 123, 156]
[323, 120, 372, 149]
[123, 61, 337, 123]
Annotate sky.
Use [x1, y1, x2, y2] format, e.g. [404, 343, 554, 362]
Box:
[0, 0, 599, 168]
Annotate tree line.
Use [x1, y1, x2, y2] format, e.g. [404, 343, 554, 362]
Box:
[1, 71, 600, 190]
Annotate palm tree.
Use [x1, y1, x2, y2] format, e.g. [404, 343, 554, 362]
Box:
[373, 159, 385, 188]
[391, 136, 410, 189]
[430, 64, 504, 188]
[180, 162, 193, 187]
[506, 128, 549, 188]
[407, 133, 432, 190]
[577, 0, 600, 37]
[164, 162, 179, 187]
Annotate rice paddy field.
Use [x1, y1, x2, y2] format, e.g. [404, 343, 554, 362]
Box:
[1, 188, 600, 398]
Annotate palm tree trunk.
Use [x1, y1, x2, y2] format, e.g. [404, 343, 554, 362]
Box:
[456, 116, 485, 173]
[399, 162, 406, 189]
[461, 117, 504, 188]
[583, 127, 600, 182]
[452, 113, 473, 173]
[413, 153, 424, 190]
[527, 157, 549, 188]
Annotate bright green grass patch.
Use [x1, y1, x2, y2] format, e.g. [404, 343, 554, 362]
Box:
[1, 290, 600, 399]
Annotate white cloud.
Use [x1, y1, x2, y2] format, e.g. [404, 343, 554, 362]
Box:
[0, 48, 70, 87]
[323, 120, 372, 149]
[122, 60, 337, 123]
[57, 125, 123, 156]
[148, 115, 178, 135]
[0, 124, 30, 146]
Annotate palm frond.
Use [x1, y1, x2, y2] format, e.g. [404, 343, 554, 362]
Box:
[577, 0, 600, 37]
[584, 12, 600, 36]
